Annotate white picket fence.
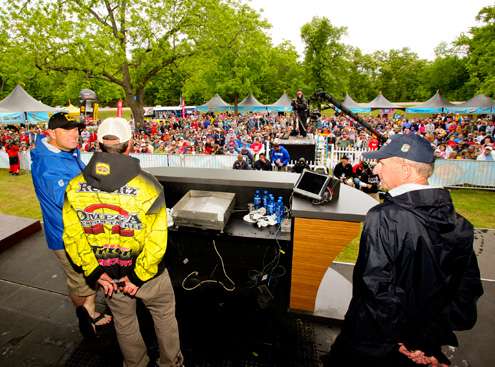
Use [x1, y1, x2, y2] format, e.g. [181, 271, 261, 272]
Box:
[314, 135, 369, 168]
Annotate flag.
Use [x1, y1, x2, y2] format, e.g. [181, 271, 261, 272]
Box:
[117, 99, 123, 117]
[181, 95, 186, 118]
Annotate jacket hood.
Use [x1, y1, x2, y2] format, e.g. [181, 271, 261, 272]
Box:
[83, 152, 140, 192]
[385, 188, 457, 232]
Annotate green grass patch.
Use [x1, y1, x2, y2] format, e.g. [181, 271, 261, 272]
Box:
[334, 226, 361, 263]
[98, 108, 132, 121]
[335, 189, 495, 263]
[0, 169, 42, 220]
[449, 189, 495, 229]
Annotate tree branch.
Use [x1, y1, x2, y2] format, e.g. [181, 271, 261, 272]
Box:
[72, 0, 112, 30]
[120, 0, 126, 44]
[137, 50, 196, 89]
[39, 62, 126, 88]
[103, 0, 122, 42]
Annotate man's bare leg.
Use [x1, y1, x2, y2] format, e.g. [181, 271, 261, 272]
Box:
[70, 293, 112, 326]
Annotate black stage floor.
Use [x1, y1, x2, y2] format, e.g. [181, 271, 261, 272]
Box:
[0, 229, 493, 367]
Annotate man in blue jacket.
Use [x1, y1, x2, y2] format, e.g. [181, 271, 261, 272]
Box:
[270, 140, 290, 171]
[31, 112, 111, 337]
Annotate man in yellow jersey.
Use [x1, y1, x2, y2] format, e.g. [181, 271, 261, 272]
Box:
[63, 117, 183, 367]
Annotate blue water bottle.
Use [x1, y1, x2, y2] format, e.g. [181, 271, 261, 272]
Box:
[276, 197, 284, 224]
[267, 195, 275, 215]
[262, 190, 269, 209]
[253, 190, 261, 209]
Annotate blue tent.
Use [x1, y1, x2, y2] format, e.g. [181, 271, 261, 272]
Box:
[362, 92, 400, 110]
[406, 90, 455, 114]
[196, 94, 233, 113]
[267, 93, 293, 112]
[0, 111, 50, 124]
[342, 94, 371, 113]
[0, 111, 24, 124]
[0, 85, 56, 123]
[444, 94, 495, 114]
[237, 94, 267, 113]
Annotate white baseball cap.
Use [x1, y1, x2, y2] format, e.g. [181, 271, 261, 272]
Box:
[97, 117, 132, 144]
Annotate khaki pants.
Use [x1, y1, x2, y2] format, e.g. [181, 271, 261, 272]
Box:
[53, 250, 95, 297]
[106, 269, 183, 367]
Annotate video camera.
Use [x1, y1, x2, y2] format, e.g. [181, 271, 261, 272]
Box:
[308, 110, 321, 122]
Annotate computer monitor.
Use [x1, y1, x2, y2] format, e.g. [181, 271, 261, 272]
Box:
[293, 169, 332, 201]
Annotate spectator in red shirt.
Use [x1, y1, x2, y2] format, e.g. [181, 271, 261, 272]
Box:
[6, 141, 20, 175]
[368, 135, 379, 151]
[250, 138, 263, 155]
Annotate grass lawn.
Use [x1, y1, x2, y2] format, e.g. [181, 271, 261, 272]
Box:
[98, 108, 132, 121]
[1, 168, 493, 263]
[0, 169, 42, 220]
[335, 188, 495, 263]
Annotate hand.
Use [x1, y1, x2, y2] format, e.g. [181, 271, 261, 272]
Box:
[97, 273, 117, 297]
[398, 343, 448, 367]
[118, 276, 139, 297]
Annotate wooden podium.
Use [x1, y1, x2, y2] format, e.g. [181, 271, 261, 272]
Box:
[289, 188, 377, 315]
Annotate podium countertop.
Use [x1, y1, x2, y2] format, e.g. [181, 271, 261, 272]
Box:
[291, 184, 379, 222]
[148, 167, 378, 222]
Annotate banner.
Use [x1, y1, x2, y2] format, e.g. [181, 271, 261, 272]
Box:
[117, 99, 123, 117]
[181, 96, 186, 118]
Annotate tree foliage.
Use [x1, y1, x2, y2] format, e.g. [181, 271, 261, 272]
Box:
[0, 2, 493, 114]
[301, 17, 348, 98]
[1, 0, 243, 123]
[375, 48, 429, 102]
[457, 5, 495, 97]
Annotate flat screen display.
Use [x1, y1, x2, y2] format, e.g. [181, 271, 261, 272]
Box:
[294, 169, 330, 200]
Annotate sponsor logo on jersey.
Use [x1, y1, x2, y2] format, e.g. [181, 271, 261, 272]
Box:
[77, 182, 138, 196]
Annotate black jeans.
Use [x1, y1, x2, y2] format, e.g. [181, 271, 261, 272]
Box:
[292, 112, 308, 137]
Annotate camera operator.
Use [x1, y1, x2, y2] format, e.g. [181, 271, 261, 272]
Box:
[291, 89, 309, 138]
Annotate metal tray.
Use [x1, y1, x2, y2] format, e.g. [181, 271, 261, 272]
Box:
[172, 190, 236, 231]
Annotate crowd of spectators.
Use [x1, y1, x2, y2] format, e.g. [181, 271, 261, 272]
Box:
[317, 114, 494, 160]
[1, 112, 494, 162]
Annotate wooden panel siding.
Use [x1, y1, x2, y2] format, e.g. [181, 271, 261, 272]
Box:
[290, 217, 360, 312]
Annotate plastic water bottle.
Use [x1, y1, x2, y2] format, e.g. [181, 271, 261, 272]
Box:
[276, 197, 284, 224]
[262, 190, 269, 209]
[253, 190, 262, 209]
[267, 195, 275, 215]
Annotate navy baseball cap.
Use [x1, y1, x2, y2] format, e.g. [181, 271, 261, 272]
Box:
[363, 133, 434, 163]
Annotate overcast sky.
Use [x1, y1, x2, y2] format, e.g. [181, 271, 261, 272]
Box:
[246, 0, 493, 60]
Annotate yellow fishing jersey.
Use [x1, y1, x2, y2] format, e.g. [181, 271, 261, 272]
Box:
[62, 152, 167, 287]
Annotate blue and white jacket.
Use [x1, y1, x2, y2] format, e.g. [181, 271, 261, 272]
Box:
[31, 135, 85, 250]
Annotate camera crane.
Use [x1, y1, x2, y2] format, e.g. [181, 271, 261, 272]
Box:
[309, 90, 387, 143]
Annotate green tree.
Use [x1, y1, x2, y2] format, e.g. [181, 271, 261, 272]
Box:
[300, 17, 349, 98]
[375, 48, 429, 101]
[1, 0, 242, 124]
[179, 5, 305, 107]
[261, 42, 306, 102]
[346, 47, 380, 102]
[422, 53, 471, 101]
[456, 5, 495, 97]
[182, 3, 274, 106]
[0, 27, 123, 106]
